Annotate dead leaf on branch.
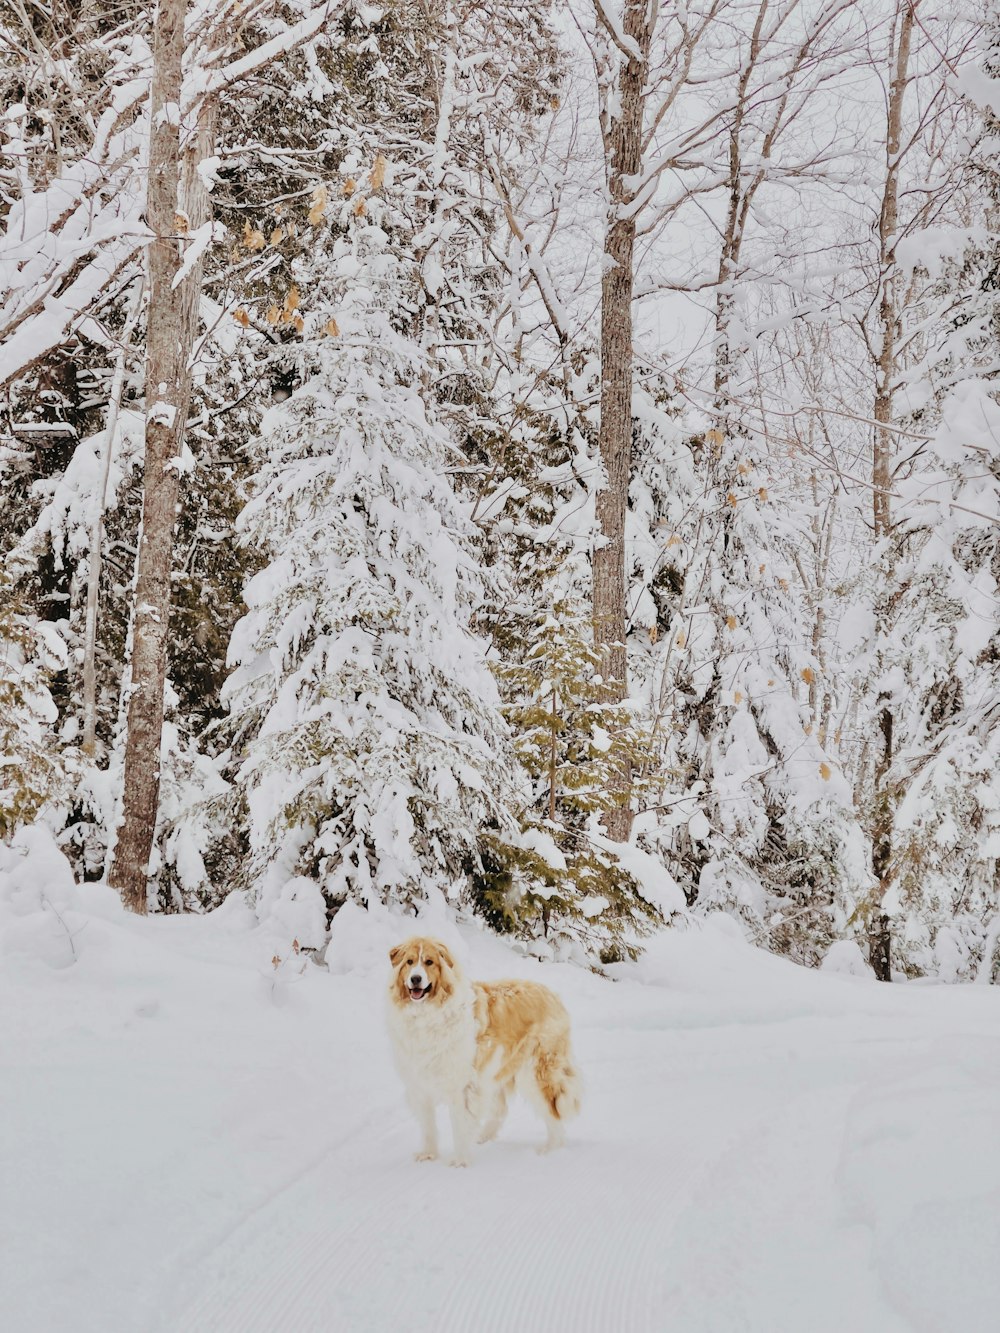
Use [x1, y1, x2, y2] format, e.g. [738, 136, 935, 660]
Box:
[308, 184, 328, 225]
[242, 220, 266, 251]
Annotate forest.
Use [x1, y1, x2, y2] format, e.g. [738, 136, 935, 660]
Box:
[2, 0, 998, 982]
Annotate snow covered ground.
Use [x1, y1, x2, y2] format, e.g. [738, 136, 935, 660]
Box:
[3, 838, 999, 1332]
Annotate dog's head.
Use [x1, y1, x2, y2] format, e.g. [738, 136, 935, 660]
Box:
[388, 936, 459, 1008]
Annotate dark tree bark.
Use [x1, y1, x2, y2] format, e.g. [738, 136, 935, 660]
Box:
[594, 0, 656, 842]
[109, 0, 213, 912]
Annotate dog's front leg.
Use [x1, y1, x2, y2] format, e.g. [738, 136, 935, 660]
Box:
[448, 1099, 475, 1168]
[412, 1098, 438, 1162]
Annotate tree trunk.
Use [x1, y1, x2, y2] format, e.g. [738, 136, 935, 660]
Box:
[108, 0, 213, 912]
[594, 0, 655, 842]
[868, 0, 914, 977]
[82, 282, 143, 758]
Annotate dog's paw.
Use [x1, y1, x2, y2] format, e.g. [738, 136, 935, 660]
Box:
[448, 1156, 470, 1168]
[414, 1150, 438, 1163]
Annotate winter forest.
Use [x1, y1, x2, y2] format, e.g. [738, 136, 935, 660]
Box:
[3, 0, 1000, 984]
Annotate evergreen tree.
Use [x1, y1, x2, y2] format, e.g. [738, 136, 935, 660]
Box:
[224, 211, 522, 916]
[483, 599, 661, 959]
[0, 574, 71, 839]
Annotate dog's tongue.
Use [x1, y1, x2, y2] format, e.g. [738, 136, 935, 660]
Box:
[408, 986, 428, 1001]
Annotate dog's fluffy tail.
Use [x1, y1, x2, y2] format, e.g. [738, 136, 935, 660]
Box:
[538, 1032, 582, 1121]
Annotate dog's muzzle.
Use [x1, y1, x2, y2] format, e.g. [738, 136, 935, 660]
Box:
[408, 972, 430, 1002]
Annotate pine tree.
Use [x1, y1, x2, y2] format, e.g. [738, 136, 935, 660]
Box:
[0, 573, 70, 839]
[483, 600, 661, 960]
[224, 211, 522, 917]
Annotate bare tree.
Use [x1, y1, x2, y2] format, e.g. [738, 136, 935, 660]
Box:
[107, 0, 339, 911]
[591, 0, 659, 841]
[108, 0, 215, 912]
[82, 282, 144, 757]
[864, 0, 916, 978]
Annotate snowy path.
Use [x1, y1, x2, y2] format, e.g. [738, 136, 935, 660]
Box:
[4, 898, 1000, 1332]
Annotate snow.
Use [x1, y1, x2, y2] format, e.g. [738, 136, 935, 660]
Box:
[516, 825, 568, 871]
[170, 220, 220, 290]
[148, 400, 177, 428]
[5, 836, 998, 1333]
[687, 808, 711, 842]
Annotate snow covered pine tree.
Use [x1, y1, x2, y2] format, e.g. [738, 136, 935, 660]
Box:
[224, 207, 522, 928]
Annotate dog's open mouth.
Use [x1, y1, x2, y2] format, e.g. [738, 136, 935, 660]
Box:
[408, 985, 431, 1002]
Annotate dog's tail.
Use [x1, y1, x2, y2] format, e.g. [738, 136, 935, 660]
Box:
[538, 1030, 582, 1121]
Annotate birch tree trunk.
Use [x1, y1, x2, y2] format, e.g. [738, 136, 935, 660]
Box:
[868, 0, 915, 979]
[108, 0, 214, 912]
[594, 0, 656, 843]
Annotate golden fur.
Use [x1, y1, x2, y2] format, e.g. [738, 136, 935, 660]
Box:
[386, 935, 581, 1165]
[388, 937, 457, 1007]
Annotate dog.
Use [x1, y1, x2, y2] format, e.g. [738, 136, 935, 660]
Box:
[386, 935, 581, 1167]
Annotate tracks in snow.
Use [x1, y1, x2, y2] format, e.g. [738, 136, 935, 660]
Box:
[167, 1052, 761, 1333]
[166, 1008, 931, 1333]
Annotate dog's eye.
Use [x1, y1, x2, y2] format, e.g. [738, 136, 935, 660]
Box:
[406, 959, 414, 966]
[426, 960, 435, 967]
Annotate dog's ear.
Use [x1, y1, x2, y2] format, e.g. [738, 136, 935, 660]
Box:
[437, 942, 455, 970]
[389, 943, 407, 968]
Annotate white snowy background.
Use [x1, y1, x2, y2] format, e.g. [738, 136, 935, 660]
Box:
[3, 827, 998, 1333]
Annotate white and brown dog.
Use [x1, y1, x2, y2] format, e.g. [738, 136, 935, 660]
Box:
[386, 935, 581, 1166]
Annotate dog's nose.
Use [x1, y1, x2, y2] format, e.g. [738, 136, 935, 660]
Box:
[409, 974, 424, 987]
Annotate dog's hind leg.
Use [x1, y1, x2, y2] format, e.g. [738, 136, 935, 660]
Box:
[538, 1111, 566, 1155]
[531, 1041, 581, 1154]
[477, 1081, 510, 1144]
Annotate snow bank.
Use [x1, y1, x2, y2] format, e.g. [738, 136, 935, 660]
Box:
[0, 824, 91, 968]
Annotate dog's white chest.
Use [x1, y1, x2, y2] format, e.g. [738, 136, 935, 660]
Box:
[388, 994, 476, 1102]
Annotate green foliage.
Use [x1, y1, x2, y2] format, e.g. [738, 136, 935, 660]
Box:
[0, 574, 68, 838]
[475, 603, 661, 957]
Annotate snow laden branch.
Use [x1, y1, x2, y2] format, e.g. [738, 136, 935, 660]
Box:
[0, 57, 150, 390]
